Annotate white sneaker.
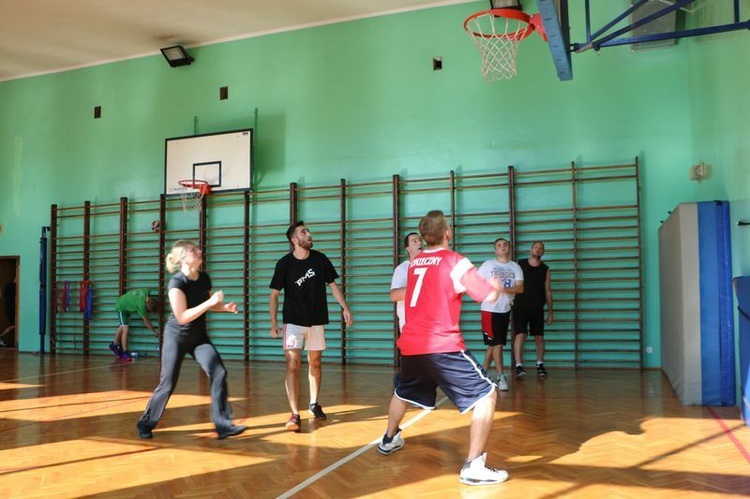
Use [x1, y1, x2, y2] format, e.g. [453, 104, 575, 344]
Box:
[497, 374, 509, 391]
[377, 429, 404, 455]
[459, 452, 508, 486]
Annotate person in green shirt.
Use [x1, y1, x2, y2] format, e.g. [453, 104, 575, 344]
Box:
[109, 289, 159, 361]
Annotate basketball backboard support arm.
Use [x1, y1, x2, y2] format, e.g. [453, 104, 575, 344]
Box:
[537, 0, 572, 81]
[538, 0, 750, 81]
[572, 0, 750, 53]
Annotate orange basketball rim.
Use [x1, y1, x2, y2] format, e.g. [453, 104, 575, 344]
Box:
[464, 8, 547, 81]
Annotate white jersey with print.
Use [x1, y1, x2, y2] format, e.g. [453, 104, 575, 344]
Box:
[390, 260, 409, 330]
[477, 259, 524, 313]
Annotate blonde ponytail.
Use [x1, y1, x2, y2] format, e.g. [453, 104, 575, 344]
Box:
[165, 240, 196, 273]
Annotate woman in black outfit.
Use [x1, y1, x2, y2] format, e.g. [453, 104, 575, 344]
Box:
[137, 240, 246, 440]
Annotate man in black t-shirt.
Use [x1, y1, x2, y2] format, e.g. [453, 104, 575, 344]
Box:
[269, 221, 353, 432]
[512, 241, 554, 379]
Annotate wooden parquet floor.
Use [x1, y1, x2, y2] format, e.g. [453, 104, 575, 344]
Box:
[0, 350, 748, 498]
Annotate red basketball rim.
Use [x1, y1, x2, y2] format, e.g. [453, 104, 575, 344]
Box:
[464, 8, 534, 41]
[178, 179, 211, 196]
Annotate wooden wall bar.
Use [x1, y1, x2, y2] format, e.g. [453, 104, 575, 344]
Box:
[49, 161, 642, 367]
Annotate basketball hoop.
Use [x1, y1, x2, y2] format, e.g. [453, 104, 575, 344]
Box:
[175, 179, 210, 213]
[464, 9, 546, 81]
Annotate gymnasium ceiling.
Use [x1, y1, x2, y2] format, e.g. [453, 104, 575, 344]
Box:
[0, 0, 474, 82]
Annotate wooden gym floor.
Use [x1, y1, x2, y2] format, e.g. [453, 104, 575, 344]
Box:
[0, 349, 748, 498]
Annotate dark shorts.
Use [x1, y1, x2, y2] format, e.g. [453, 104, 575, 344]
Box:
[481, 310, 510, 346]
[116, 311, 131, 327]
[394, 351, 495, 414]
[513, 308, 545, 337]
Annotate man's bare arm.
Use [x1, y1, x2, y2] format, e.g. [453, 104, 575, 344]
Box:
[329, 282, 353, 327]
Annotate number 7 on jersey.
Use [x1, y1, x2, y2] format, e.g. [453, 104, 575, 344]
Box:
[409, 267, 427, 307]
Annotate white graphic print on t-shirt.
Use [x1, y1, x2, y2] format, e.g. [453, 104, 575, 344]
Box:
[295, 268, 316, 287]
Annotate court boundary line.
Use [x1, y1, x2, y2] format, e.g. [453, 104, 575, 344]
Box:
[277, 396, 449, 499]
[2, 362, 128, 384]
[706, 406, 750, 464]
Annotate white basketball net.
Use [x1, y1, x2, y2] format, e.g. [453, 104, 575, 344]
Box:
[173, 184, 205, 213]
[465, 12, 533, 81]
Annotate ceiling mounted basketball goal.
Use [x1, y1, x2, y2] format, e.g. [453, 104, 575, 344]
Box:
[466, 0, 750, 82]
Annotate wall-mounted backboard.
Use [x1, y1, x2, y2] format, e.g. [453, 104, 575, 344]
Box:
[164, 128, 253, 195]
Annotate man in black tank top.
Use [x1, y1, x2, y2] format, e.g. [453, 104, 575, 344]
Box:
[512, 241, 554, 379]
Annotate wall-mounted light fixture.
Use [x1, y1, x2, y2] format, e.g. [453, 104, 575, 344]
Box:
[160, 45, 194, 68]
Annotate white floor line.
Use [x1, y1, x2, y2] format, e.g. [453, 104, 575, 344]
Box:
[277, 396, 449, 499]
[4, 362, 125, 383]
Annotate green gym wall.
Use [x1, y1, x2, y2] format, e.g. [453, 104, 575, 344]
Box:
[0, 1, 748, 367]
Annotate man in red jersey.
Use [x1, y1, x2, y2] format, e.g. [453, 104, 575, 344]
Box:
[377, 210, 508, 486]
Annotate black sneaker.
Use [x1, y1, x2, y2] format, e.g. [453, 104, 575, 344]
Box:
[514, 365, 526, 379]
[137, 424, 153, 439]
[309, 403, 327, 420]
[217, 424, 247, 440]
[537, 363, 548, 378]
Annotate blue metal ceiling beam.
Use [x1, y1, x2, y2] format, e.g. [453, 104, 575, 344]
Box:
[588, 0, 649, 42]
[534, 0, 749, 81]
[573, 0, 750, 53]
[588, 19, 750, 49]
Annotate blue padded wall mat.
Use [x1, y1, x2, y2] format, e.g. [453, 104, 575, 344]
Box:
[735, 276, 750, 424]
[697, 201, 735, 406]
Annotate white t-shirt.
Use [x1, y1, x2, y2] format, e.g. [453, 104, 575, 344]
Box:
[390, 260, 409, 330]
[477, 259, 524, 313]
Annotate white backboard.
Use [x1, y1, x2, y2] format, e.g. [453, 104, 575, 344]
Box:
[165, 129, 253, 195]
